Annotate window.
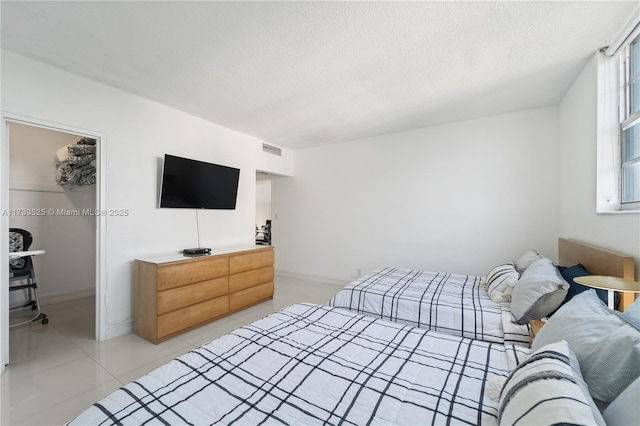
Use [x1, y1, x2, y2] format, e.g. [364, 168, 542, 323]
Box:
[620, 34, 640, 209]
[597, 18, 640, 214]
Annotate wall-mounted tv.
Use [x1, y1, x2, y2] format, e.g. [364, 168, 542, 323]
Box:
[159, 154, 240, 209]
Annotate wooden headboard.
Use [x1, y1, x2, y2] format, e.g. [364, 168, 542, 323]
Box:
[558, 238, 635, 311]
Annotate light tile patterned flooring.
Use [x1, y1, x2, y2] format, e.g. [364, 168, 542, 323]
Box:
[1, 276, 345, 425]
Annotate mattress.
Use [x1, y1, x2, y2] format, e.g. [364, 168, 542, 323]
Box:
[329, 267, 530, 346]
[69, 303, 529, 425]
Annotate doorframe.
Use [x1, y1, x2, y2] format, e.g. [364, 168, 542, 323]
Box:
[1, 112, 107, 372]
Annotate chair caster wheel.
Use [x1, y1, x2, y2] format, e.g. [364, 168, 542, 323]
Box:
[42, 318, 48, 324]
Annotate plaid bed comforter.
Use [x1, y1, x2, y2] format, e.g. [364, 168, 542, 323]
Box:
[329, 267, 530, 346]
[69, 303, 529, 425]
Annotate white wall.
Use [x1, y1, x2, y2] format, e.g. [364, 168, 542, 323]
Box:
[558, 54, 640, 275]
[272, 107, 561, 283]
[9, 123, 96, 302]
[1, 50, 294, 338]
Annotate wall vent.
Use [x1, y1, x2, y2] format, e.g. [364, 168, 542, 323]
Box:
[262, 143, 282, 156]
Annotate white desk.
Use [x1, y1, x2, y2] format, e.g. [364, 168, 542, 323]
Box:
[9, 250, 46, 259]
[8, 249, 48, 327]
[9, 250, 45, 278]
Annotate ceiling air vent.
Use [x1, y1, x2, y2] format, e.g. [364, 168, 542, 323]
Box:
[262, 143, 282, 156]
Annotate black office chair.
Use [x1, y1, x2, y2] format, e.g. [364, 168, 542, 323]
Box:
[9, 228, 48, 326]
[265, 220, 271, 244]
[255, 220, 272, 245]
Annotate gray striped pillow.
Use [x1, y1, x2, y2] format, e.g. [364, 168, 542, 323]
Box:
[498, 340, 605, 426]
[485, 262, 519, 302]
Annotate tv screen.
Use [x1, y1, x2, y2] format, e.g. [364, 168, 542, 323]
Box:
[159, 154, 240, 209]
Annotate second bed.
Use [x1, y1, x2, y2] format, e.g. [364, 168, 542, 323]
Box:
[329, 238, 635, 347]
[329, 266, 530, 346]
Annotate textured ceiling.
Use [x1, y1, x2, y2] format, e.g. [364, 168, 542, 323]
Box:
[1, 1, 636, 149]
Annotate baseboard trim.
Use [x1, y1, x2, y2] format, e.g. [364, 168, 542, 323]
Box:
[106, 321, 133, 340]
[40, 288, 95, 306]
[275, 269, 348, 287]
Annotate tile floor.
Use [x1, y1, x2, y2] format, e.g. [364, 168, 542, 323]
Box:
[1, 275, 344, 426]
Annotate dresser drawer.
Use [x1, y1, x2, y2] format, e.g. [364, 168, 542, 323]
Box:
[229, 266, 274, 293]
[157, 295, 228, 338]
[229, 281, 274, 311]
[229, 249, 274, 274]
[157, 256, 228, 290]
[157, 276, 228, 315]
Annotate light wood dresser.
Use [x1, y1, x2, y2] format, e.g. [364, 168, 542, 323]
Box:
[134, 245, 274, 344]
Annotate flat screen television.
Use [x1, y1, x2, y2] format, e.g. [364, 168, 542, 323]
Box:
[159, 154, 240, 209]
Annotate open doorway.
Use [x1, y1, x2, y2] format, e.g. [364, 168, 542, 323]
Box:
[256, 172, 272, 245]
[3, 119, 101, 369]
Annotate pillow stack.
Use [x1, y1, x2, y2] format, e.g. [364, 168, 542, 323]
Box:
[532, 290, 640, 405]
[485, 262, 519, 303]
[484, 249, 570, 323]
[514, 249, 542, 273]
[484, 249, 540, 303]
[498, 340, 605, 426]
[499, 292, 640, 424]
[509, 257, 569, 324]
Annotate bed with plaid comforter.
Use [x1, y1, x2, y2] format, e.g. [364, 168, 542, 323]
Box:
[329, 267, 530, 346]
[69, 303, 529, 425]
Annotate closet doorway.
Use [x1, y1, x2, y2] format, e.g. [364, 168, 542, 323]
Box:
[2, 116, 105, 370]
[256, 172, 272, 246]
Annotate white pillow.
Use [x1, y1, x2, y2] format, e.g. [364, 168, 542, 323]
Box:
[498, 340, 605, 426]
[485, 262, 519, 302]
[623, 296, 640, 326]
[510, 257, 569, 324]
[515, 249, 542, 273]
[532, 290, 640, 404]
[603, 376, 640, 426]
